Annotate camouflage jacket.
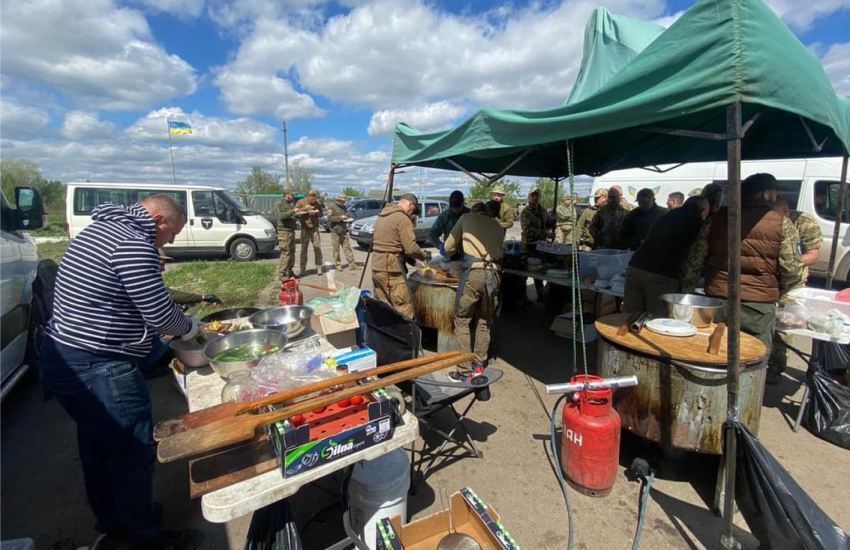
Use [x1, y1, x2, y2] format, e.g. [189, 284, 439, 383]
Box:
[588, 204, 627, 249]
[555, 204, 576, 227]
[682, 215, 803, 295]
[326, 202, 350, 235]
[791, 211, 822, 253]
[576, 206, 598, 247]
[521, 203, 547, 247]
[294, 197, 323, 230]
[274, 198, 298, 231]
[497, 201, 515, 229]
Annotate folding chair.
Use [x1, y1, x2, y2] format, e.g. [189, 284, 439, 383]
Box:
[409, 367, 503, 482]
[359, 294, 421, 365]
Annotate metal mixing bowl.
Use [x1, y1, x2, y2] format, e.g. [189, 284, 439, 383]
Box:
[169, 338, 209, 368]
[660, 293, 725, 328]
[202, 328, 288, 379]
[250, 306, 314, 338]
[201, 307, 261, 323]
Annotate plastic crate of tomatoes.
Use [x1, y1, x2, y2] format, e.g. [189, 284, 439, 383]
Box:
[265, 386, 397, 478]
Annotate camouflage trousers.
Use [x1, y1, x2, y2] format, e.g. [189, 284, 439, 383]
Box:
[331, 231, 355, 268]
[556, 225, 574, 244]
[372, 270, 414, 319]
[276, 229, 295, 278]
[454, 268, 501, 364]
[299, 227, 323, 273]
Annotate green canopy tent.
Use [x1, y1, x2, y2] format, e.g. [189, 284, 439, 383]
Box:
[389, 0, 850, 547]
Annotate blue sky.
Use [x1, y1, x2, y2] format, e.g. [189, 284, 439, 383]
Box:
[1, 0, 848, 197]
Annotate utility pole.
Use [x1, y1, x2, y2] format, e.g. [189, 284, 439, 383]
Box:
[282, 120, 291, 191]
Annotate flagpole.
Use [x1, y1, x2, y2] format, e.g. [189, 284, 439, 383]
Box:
[166, 116, 177, 185]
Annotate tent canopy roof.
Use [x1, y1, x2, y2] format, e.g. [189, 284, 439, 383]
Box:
[392, 0, 850, 178]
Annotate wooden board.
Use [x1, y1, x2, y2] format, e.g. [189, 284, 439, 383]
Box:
[595, 313, 767, 366]
[188, 435, 278, 498]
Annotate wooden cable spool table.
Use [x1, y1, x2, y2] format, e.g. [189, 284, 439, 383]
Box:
[407, 271, 460, 353]
[595, 313, 768, 455]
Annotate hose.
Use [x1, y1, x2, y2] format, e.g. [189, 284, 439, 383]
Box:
[550, 394, 574, 550]
[630, 458, 655, 550]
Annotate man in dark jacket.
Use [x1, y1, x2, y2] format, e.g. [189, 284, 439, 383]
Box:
[683, 174, 803, 352]
[618, 188, 667, 250]
[623, 197, 709, 314]
[41, 196, 202, 549]
[430, 190, 470, 256]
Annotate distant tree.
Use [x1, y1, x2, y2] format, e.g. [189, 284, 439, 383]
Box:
[534, 177, 563, 209]
[341, 186, 366, 198]
[0, 159, 65, 212]
[236, 166, 283, 200]
[288, 159, 313, 194]
[468, 178, 522, 206]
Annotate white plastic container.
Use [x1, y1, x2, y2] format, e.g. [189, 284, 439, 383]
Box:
[348, 449, 410, 549]
[579, 249, 633, 279]
[787, 287, 850, 317]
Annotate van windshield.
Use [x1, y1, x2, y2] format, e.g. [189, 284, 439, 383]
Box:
[222, 191, 256, 215]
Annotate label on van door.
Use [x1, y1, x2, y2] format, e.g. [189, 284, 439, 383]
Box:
[201, 218, 213, 230]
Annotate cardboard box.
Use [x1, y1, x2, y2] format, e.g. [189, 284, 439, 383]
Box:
[331, 346, 377, 373]
[550, 313, 598, 343]
[376, 487, 519, 550]
[310, 313, 359, 348]
[266, 387, 396, 479]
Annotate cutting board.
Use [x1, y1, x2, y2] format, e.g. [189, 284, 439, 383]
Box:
[595, 313, 767, 366]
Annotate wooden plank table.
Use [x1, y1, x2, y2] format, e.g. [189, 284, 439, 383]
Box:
[180, 333, 420, 523]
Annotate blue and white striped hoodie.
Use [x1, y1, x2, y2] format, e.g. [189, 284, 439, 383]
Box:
[48, 203, 192, 357]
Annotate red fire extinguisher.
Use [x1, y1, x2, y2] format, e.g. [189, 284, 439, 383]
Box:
[279, 277, 304, 305]
[561, 374, 621, 497]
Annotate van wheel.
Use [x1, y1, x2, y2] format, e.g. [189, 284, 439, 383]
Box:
[230, 237, 257, 261]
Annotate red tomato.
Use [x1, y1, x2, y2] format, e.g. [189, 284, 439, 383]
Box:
[312, 406, 327, 414]
[290, 414, 305, 426]
[350, 395, 365, 406]
[336, 398, 352, 407]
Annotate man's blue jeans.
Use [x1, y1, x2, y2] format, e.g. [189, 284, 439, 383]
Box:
[40, 338, 166, 542]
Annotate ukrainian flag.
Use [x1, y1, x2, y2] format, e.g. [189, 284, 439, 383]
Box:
[168, 120, 192, 135]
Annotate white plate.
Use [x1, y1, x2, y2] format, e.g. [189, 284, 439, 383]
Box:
[645, 318, 698, 337]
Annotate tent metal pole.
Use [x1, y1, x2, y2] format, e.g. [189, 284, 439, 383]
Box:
[552, 177, 560, 242]
[446, 159, 489, 185]
[721, 102, 742, 550]
[358, 164, 396, 289]
[825, 155, 848, 290]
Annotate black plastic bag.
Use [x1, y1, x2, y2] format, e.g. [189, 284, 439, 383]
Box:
[821, 342, 849, 375]
[803, 363, 850, 449]
[734, 422, 850, 550]
[245, 500, 303, 550]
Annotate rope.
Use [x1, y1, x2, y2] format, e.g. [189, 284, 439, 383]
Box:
[566, 141, 589, 377]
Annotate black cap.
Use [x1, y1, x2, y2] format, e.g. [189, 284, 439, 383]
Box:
[449, 190, 464, 207]
[399, 193, 420, 214]
[742, 173, 777, 194]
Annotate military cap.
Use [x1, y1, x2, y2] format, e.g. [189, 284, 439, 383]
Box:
[593, 188, 608, 198]
[399, 193, 420, 213]
[492, 185, 506, 195]
[308, 189, 318, 196]
[335, 194, 346, 201]
[687, 187, 704, 198]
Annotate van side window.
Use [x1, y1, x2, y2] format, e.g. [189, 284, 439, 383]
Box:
[135, 190, 187, 210]
[74, 188, 133, 214]
[424, 203, 440, 217]
[192, 191, 238, 223]
[814, 180, 849, 223]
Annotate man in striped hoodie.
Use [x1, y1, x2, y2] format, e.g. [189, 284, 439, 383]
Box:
[41, 195, 202, 550]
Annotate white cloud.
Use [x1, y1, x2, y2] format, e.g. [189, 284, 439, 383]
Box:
[368, 101, 467, 137]
[61, 111, 117, 140]
[766, 0, 850, 30]
[0, 101, 51, 141]
[215, 71, 325, 120]
[0, 0, 197, 110]
[820, 42, 850, 96]
[124, 108, 279, 147]
[135, 0, 205, 19]
[214, 0, 667, 120]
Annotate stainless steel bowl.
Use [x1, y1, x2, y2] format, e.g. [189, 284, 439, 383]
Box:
[202, 328, 288, 379]
[660, 293, 725, 328]
[169, 338, 209, 368]
[201, 307, 261, 323]
[250, 306, 314, 338]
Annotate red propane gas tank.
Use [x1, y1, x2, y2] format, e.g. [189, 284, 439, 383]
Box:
[561, 374, 621, 497]
[279, 278, 304, 305]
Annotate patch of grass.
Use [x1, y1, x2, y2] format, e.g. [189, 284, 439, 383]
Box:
[30, 209, 67, 237]
[37, 240, 69, 264]
[163, 260, 276, 316]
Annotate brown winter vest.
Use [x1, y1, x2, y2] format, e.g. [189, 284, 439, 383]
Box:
[705, 199, 783, 303]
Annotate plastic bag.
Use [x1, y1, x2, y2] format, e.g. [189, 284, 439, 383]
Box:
[776, 303, 808, 330]
[803, 358, 850, 449]
[306, 287, 360, 323]
[251, 339, 335, 393]
[734, 422, 850, 549]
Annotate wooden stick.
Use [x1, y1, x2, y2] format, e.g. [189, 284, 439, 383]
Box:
[708, 323, 726, 355]
[156, 353, 475, 463]
[153, 351, 463, 440]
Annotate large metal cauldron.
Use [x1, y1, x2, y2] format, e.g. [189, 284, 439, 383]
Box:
[597, 338, 766, 454]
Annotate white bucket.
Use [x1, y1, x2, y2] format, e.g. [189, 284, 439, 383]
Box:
[348, 449, 410, 549]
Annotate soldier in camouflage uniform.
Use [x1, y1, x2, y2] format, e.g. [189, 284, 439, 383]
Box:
[327, 194, 357, 271]
[521, 188, 548, 299]
[577, 188, 607, 250]
[491, 184, 515, 229]
[555, 194, 577, 244]
[768, 197, 823, 381]
[588, 187, 627, 249]
[682, 174, 803, 367]
[275, 193, 298, 279]
[294, 189, 324, 275]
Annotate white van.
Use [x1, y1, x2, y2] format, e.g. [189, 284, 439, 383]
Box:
[1, 187, 51, 399]
[66, 182, 277, 261]
[591, 157, 850, 282]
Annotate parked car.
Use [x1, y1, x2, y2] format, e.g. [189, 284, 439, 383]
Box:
[66, 182, 277, 261]
[349, 199, 448, 249]
[320, 198, 384, 232]
[1, 187, 52, 400]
